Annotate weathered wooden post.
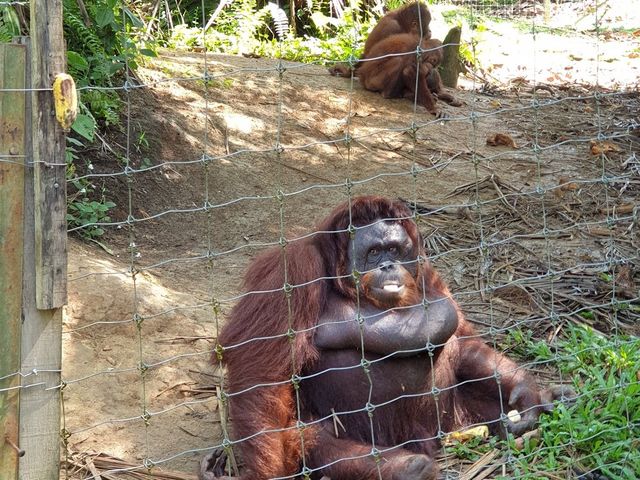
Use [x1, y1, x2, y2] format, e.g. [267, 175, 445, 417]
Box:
[18, 0, 68, 477]
[0, 40, 27, 480]
[31, 0, 67, 309]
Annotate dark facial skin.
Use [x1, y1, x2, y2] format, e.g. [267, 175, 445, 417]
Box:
[349, 220, 418, 305]
[350, 220, 418, 274]
[316, 220, 459, 354]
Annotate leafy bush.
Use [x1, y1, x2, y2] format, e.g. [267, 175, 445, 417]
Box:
[62, 0, 156, 239]
[166, 5, 369, 64]
[67, 198, 116, 239]
[63, 0, 155, 135]
[65, 137, 115, 239]
[0, 5, 20, 41]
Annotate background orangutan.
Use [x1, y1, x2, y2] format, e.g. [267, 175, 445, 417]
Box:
[200, 196, 571, 480]
[330, 3, 460, 113]
[363, 1, 431, 57]
[358, 33, 443, 115]
[329, 2, 431, 77]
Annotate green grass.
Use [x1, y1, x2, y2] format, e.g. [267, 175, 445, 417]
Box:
[448, 324, 639, 478]
[512, 325, 640, 478]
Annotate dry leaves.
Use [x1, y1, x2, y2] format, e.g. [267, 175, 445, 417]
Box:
[486, 133, 517, 148]
[590, 140, 622, 155]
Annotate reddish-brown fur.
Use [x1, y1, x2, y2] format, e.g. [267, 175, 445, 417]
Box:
[210, 196, 549, 480]
[363, 2, 432, 58]
[329, 2, 431, 77]
[358, 33, 441, 114]
[329, 3, 461, 113]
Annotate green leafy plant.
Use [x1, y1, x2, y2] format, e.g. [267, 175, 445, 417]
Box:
[167, 3, 370, 65]
[447, 434, 498, 462]
[0, 5, 20, 41]
[167, 0, 293, 55]
[65, 136, 116, 240]
[512, 325, 640, 478]
[63, 0, 154, 133]
[501, 327, 553, 361]
[67, 198, 116, 239]
[61, 0, 157, 239]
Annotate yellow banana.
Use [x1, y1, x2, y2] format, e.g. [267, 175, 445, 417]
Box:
[444, 425, 489, 444]
[52, 73, 78, 131]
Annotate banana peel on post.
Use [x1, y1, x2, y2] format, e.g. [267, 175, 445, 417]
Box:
[52, 73, 78, 131]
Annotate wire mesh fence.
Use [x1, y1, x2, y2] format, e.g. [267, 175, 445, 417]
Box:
[1, 0, 639, 479]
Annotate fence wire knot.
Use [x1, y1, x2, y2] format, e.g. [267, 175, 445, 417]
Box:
[138, 362, 149, 375]
[212, 299, 221, 315]
[141, 409, 151, 425]
[286, 327, 296, 341]
[351, 269, 361, 285]
[360, 358, 371, 370]
[370, 447, 380, 459]
[345, 177, 354, 190]
[215, 344, 225, 361]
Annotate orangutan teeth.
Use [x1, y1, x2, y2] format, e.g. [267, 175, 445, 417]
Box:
[383, 284, 403, 293]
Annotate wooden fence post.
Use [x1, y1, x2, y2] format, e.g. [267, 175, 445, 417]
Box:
[30, 0, 67, 309]
[0, 41, 27, 480]
[19, 0, 67, 474]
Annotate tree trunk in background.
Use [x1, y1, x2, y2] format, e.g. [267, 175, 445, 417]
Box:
[439, 26, 465, 89]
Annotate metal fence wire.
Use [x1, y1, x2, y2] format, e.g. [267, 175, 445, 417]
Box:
[1, 0, 639, 479]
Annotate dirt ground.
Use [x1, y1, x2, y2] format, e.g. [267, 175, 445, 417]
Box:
[62, 4, 639, 478]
